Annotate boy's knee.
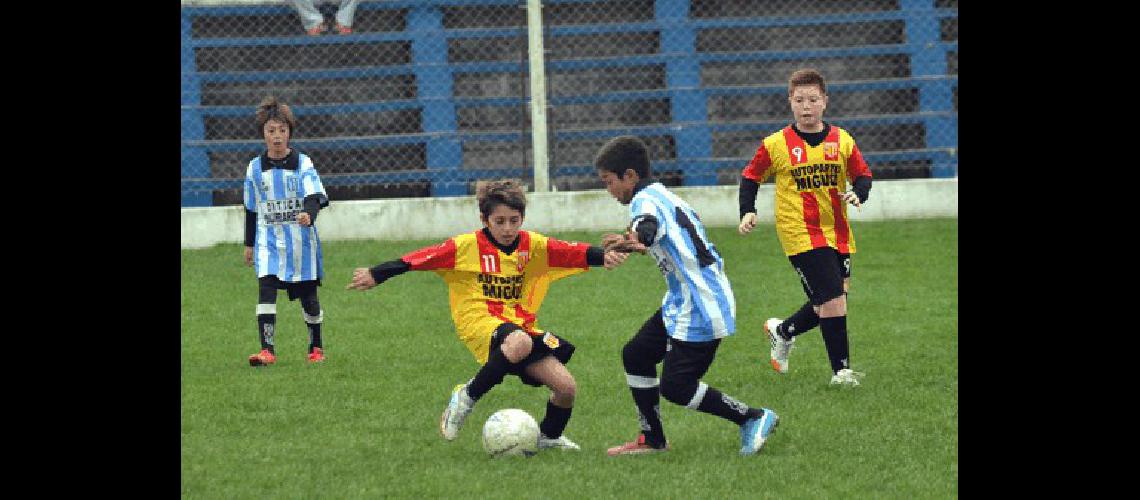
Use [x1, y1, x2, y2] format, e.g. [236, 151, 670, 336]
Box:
[622, 341, 648, 369]
[560, 377, 577, 400]
[552, 378, 576, 405]
[501, 331, 532, 363]
[658, 379, 695, 406]
[819, 295, 847, 317]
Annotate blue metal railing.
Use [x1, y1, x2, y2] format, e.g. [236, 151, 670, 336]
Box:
[181, 0, 958, 206]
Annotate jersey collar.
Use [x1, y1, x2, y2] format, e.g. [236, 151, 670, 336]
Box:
[790, 122, 831, 148]
[632, 178, 653, 197]
[480, 227, 521, 255]
[261, 148, 299, 170]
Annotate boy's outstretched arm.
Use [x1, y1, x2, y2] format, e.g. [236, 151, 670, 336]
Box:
[347, 238, 455, 291]
[346, 259, 410, 291]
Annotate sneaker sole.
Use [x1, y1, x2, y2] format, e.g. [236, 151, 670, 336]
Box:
[439, 409, 451, 439]
[439, 385, 466, 440]
[607, 444, 669, 456]
[439, 402, 458, 440]
[759, 415, 780, 450]
[769, 358, 787, 374]
[539, 444, 582, 451]
[763, 320, 788, 374]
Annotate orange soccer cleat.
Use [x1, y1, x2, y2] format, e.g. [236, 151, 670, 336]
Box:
[248, 349, 277, 367]
[308, 347, 326, 363]
[606, 434, 669, 456]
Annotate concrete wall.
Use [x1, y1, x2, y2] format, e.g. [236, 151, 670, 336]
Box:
[181, 177, 958, 249]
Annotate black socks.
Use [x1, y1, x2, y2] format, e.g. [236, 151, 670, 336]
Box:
[467, 348, 511, 401]
[819, 315, 850, 373]
[779, 301, 819, 339]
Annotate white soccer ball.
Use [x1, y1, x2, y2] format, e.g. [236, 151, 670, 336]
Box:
[482, 408, 540, 458]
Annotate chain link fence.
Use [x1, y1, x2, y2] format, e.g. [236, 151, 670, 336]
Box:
[181, 0, 958, 207]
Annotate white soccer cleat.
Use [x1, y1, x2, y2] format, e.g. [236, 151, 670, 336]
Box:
[829, 369, 865, 387]
[440, 382, 475, 440]
[764, 318, 794, 374]
[538, 433, 581, 451]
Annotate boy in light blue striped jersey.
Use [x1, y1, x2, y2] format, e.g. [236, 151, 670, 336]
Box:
[595, 136, 778, 457]
[243, 96, 329, 366]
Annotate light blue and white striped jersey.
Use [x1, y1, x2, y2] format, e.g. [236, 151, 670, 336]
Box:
[629, 182, 736, 342]
[243, 151, 326, 282]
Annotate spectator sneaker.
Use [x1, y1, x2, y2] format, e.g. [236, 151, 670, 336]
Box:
[306, 22, 327, 36]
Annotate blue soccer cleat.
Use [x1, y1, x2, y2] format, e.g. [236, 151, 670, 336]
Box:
[740, 408, 779, 456]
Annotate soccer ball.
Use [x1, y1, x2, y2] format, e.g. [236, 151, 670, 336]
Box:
[482, 408, 540, 458]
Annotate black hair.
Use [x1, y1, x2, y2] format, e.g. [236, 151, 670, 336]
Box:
[594, 135, 651, 180]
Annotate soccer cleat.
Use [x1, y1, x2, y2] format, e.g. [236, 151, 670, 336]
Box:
[829, 368, 865, 387]
[248, 349, 276, 367]
[538, 433, 581, 451]
[606, 434, 669, 456]
[764, 318, 794, 374]
[439, 382, 474, 441]
[334, 23, 352, 34]
[308, 347, 325, 363]
[740, 408, 779, 456]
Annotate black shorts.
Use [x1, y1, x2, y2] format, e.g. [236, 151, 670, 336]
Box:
[625, 309, 720, 387]
[489, 322, 575, 387]
[787, 247, 850, 306]
[259, 275, 321, 301]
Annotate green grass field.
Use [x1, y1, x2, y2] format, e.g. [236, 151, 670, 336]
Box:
[181, 218, 957, 499]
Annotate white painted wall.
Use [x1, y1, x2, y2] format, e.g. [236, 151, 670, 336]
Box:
[181, 178, 958, 249]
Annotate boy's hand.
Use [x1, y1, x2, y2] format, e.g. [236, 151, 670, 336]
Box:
[738, 213, 758, 235]
[603, 249, 629, 270]
[346, 268, 378, 290]
[602, 230, 647, 254]
[244, 246, 253, 266]
[601, 233, 625, 250]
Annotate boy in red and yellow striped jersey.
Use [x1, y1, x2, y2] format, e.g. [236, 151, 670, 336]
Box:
[346, 180, 628, 450]
[738, 69, 872, 387]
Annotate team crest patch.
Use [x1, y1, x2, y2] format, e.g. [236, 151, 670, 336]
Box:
[823, 142, 839, 161]
[516, 251, 530, 272]
[542, 332, 560, 349]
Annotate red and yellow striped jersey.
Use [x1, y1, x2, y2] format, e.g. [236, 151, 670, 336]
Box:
[401, 229, 590, 364]
[742, 125, 872, 256]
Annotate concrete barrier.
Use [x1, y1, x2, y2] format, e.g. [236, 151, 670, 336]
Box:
[181, 177, 958, 249]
